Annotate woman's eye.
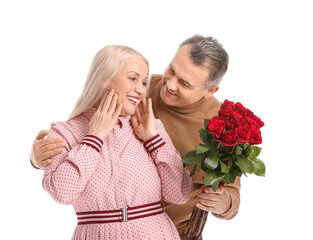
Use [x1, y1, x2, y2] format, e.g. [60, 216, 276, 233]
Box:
[142, 82, 147, 87]
[129, 77, 137, 81]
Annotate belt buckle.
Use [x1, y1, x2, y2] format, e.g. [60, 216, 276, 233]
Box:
[122, 207, 128, 222]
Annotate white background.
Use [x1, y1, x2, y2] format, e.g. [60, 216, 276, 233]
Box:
[1, 0, 312, 239]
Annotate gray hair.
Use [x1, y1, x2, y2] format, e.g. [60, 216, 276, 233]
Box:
[180, 35, 229, 89]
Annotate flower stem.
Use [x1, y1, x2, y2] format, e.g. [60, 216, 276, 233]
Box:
[230, 144, 237, 154]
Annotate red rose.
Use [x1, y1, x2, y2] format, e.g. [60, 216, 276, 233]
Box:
[233, 102, 245, 114]
[208, 117, 226, 139]
[221, 100, 235, 111]
[221, 129, 238, 146]
[254, 115, 265, 129]
[232, 111, 243, 120]
[237, 125, 252, 143]
[218, 109, 232, 120]
[246, 117, 259, 127]
[243, 108, 254, 118]
[236, 117, 247, 127]
[249, 125, 262, 145]
[226, 118, 236, 130]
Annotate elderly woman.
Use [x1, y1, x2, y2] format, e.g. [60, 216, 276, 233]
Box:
[41, 45, 192, 239]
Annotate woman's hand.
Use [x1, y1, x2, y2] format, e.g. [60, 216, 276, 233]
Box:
[88, 89, 123, 139]
[131, 98, 158, 142]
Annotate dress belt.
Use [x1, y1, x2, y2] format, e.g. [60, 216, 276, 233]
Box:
[76, 201, 164, 225]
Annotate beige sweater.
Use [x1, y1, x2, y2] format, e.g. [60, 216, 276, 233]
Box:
[148, 74, 241, 240]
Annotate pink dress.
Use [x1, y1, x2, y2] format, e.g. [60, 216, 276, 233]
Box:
[43, 108, 192, 240]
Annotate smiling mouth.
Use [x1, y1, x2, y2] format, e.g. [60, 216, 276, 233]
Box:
[126, 96, 140, 105]
[166, 87, 178, 96]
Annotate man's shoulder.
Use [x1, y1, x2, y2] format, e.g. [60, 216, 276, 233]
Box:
[150, 74, 163, 82]
[148, 74, 163, 98]
[203, 96, 222, 118]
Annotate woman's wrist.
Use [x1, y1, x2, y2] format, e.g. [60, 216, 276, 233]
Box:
[81, 135, 104, 153]
[144, 134, 165, 153]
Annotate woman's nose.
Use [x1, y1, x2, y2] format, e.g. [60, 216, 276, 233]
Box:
[135, 81, 145, 95]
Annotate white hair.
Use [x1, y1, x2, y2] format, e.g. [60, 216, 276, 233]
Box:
[68, 45, 149, 119]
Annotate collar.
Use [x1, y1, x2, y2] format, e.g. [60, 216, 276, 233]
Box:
[83, 108, 131, 128]
[166, 96, 207, 114]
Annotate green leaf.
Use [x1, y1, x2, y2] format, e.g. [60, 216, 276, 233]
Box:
[228, 167, 242, 183]
[182, 150, 205, 165]
[196, 145, 212, 154]
[246, 145, 262, 159]
[204, 119, 210, 128]
[211, 182, 220, 192]
[204, 170, 226, 192]
[236, 145, 242, 155]
[250, 158, 266, 176]
[199, 128, 208, 143]
[195, 163, 201, 173]
[190, 165, 197, 176]
[204, 153, 219, 170]
[236, 155, 254, 174]
[220, 161, 229, 173]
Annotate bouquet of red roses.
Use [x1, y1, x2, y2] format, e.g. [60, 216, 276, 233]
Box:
[183, 99, 265, 237]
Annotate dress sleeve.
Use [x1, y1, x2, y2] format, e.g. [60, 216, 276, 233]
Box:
[42, 122, 103, 205]
[144, 120, 193, 204]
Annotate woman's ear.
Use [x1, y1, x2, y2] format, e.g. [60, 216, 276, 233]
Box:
[204, 86, 219, 98]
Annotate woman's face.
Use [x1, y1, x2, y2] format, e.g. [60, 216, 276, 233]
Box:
[105, 56, 149, 115]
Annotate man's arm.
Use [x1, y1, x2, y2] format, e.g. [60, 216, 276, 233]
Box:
[30, 130, 66, 169]
[195, 177, 241, 219]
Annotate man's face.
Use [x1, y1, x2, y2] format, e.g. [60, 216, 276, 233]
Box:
[160, 45, 214, 108]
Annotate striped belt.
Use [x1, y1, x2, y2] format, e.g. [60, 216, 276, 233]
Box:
[76, 201, 164, 225]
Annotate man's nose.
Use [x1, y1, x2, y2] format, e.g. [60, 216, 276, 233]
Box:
[166, 77, 178, 90]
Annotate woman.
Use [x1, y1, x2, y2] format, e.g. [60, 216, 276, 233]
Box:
[42, 45, 192, 239]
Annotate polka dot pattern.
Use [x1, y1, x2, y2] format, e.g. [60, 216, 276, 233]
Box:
[42, 108, 193, 239]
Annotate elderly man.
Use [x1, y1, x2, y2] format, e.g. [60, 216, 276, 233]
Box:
[31, 35, 240, 240]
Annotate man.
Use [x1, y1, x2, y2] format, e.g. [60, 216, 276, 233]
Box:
[31, 35, 240, 240]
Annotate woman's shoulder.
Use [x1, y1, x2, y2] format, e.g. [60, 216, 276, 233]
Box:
[49, 111, 91, 146]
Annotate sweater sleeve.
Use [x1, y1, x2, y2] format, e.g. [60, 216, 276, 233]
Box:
[42, 122, 103, 205]
[144, 120, 193, 204]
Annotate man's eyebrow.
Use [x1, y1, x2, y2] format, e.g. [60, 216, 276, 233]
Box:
[169, 63, 193, 88]
[180, 78, 193, 88]
[169, 64, 175, 72]
[169, 64, 194, 88]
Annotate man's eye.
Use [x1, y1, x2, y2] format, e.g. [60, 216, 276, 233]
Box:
[181, 81, 190, 88]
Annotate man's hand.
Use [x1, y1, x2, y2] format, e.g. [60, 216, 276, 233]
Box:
[31, 130, 66, 169]
[195, 187, 231, 215]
